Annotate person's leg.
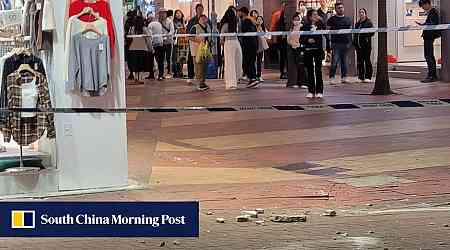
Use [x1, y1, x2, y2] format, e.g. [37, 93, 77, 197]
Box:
[187, 52, 195, 79]
[339, 45, 348, 78]
[155, 46, 165, 78]
[424, 39, 437, 79]
[315, 50, 324, 94]
[329, 45, 339, 79]
[304, 51, 315, 95]
[280, 39, 288, 78]
[356, 48, 364, 80]
[165, 44, 172, 74]
[224, 40, 237, 89]
[247, 47, 257, 80]
[365, 47, 373, 80]
[146, 52, 155, 79]
[241, 45, 249, 77]
[257, 52, 263, 78]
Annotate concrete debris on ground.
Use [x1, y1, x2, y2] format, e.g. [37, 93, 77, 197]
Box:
[241, 210, 258, 218]
[255, 220, 265, 225]
[236, 215, 251, 222]
[206, 211, 214, 215]
[255, 208, 265, 214]
[173, 240, 180, 245]
[159, 242, 166, 247]
[322, 209, 337, 217]
[270, 214, 307, 223]
[216, 218, 225, 223]
[444, 224, 449, 227]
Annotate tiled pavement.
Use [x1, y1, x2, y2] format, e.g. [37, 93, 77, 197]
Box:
[3, 74, 450, 249]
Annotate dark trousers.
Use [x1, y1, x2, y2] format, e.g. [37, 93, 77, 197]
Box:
[356, 46, 373, 80]
[277, 39, 288, 75]
[147, 52, 155, 78]
[330, 43, 350, 78]
[242, 45, 257, 80]
[256, 52, 263, 77]
[304, 49, 324, 94]
[154, 46, 165, 78]
[164, 44, 172, 74]
[187, 52, 195, 79]
[424, 39, 437, 78]
[287, 46, 306, 87]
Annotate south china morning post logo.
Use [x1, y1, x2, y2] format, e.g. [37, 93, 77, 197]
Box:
[1, 202, 199, 237]
[11, 210, 35, 229]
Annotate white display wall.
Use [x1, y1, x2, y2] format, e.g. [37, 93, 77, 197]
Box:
[51, 0, 128, 191]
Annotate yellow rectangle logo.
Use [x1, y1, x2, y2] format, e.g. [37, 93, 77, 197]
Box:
[11, 211, 35, 229]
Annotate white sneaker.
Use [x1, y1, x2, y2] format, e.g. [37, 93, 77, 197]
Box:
[363, 79, 371, 83]
[301, 85, 308, 89]
[316, 93, 324, 98]
[306, 93, 314, 98]
[341, 77, 350, 83]
[239, 76, 250, 84]
[258, 77, 264, 82]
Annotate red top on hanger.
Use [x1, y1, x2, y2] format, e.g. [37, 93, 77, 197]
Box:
[69, 0, 116, 57]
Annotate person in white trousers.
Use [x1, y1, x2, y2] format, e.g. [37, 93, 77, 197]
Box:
[220, 8, 243, 90]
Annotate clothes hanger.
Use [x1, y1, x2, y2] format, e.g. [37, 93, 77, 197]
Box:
[82, 23, 102, 36]
[77, 6, 101, 20]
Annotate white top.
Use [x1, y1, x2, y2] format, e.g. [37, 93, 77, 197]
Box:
[42, 0, 56, 31]
[21, 79, 38, 118]
[147, 21, 163, 47]
[64, 16, 108, 82]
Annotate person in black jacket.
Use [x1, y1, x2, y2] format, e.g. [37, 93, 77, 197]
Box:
[354, 8, 375, 83]
[301, 9, 325, 98]
[417, 0, 441, 83]
[238, 7, 260, 88]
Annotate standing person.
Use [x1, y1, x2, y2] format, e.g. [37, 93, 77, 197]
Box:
[301, 9, 325, 98]
[173, 10, 188, 78]
[186, 3, 205, 84]
[417, 0, 441, 83]
[327, 2, 353, 84]
[287, 13, 306, 88]
[238, 7, 260, 88]
[125, 10, 136, 80]
[148, 10, 165, 81]
[354, 8, 375, 83]
[256, 16, 268, 82]
[159, 9, 175, 76]
[190, 14, 211, 91]
[318, 0, 333, 61]
[220, 8, 243, 90]
[270, 2, 288, 79]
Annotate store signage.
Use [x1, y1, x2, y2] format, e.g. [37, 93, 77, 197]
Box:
[0, 202, 199, 237]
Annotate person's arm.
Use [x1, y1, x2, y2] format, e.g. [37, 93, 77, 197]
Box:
[429, 9, 440, 25]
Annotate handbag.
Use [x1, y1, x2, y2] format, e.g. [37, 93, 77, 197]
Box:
[257, 36, 269, 53]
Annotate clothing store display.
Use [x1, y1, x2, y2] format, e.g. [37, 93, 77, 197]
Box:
[21, 0, 55, 52]
[68, 0, 116, 56]
[68, 32, 110, 96]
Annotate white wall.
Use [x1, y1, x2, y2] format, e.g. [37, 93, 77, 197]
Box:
[51, 0, 128, 190]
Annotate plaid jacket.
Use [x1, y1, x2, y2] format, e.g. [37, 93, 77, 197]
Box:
[2, 71, 56, 146]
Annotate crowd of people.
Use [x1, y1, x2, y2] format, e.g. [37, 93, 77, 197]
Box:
[123, 0, 439, 98]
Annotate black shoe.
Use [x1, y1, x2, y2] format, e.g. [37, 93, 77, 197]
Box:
[421, 77, 438, 83]
[247, 79, 261, 88]
[197, 84, 210, 91]
[280, 73, 288, 79]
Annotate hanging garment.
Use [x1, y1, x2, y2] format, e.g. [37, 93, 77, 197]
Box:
[0, 53, 46, 127]
[68, 32, 110, 96]
[68, 0, 116, 56]
[3, 70, 55, 146]
[64, 16, 108, 82]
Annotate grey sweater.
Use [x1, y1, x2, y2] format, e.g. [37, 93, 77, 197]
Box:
[68, 33, 111, 96]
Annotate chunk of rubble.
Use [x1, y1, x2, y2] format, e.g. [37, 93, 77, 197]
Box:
[322, 209, 337, 217]
[242, 210, 258, 218]
[236, 215, 251, 222]
[216, 218, 225, 223]
[255, 208, 265, 214]
[270, 214, 307, 223]
[255, 220, 265, 225]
